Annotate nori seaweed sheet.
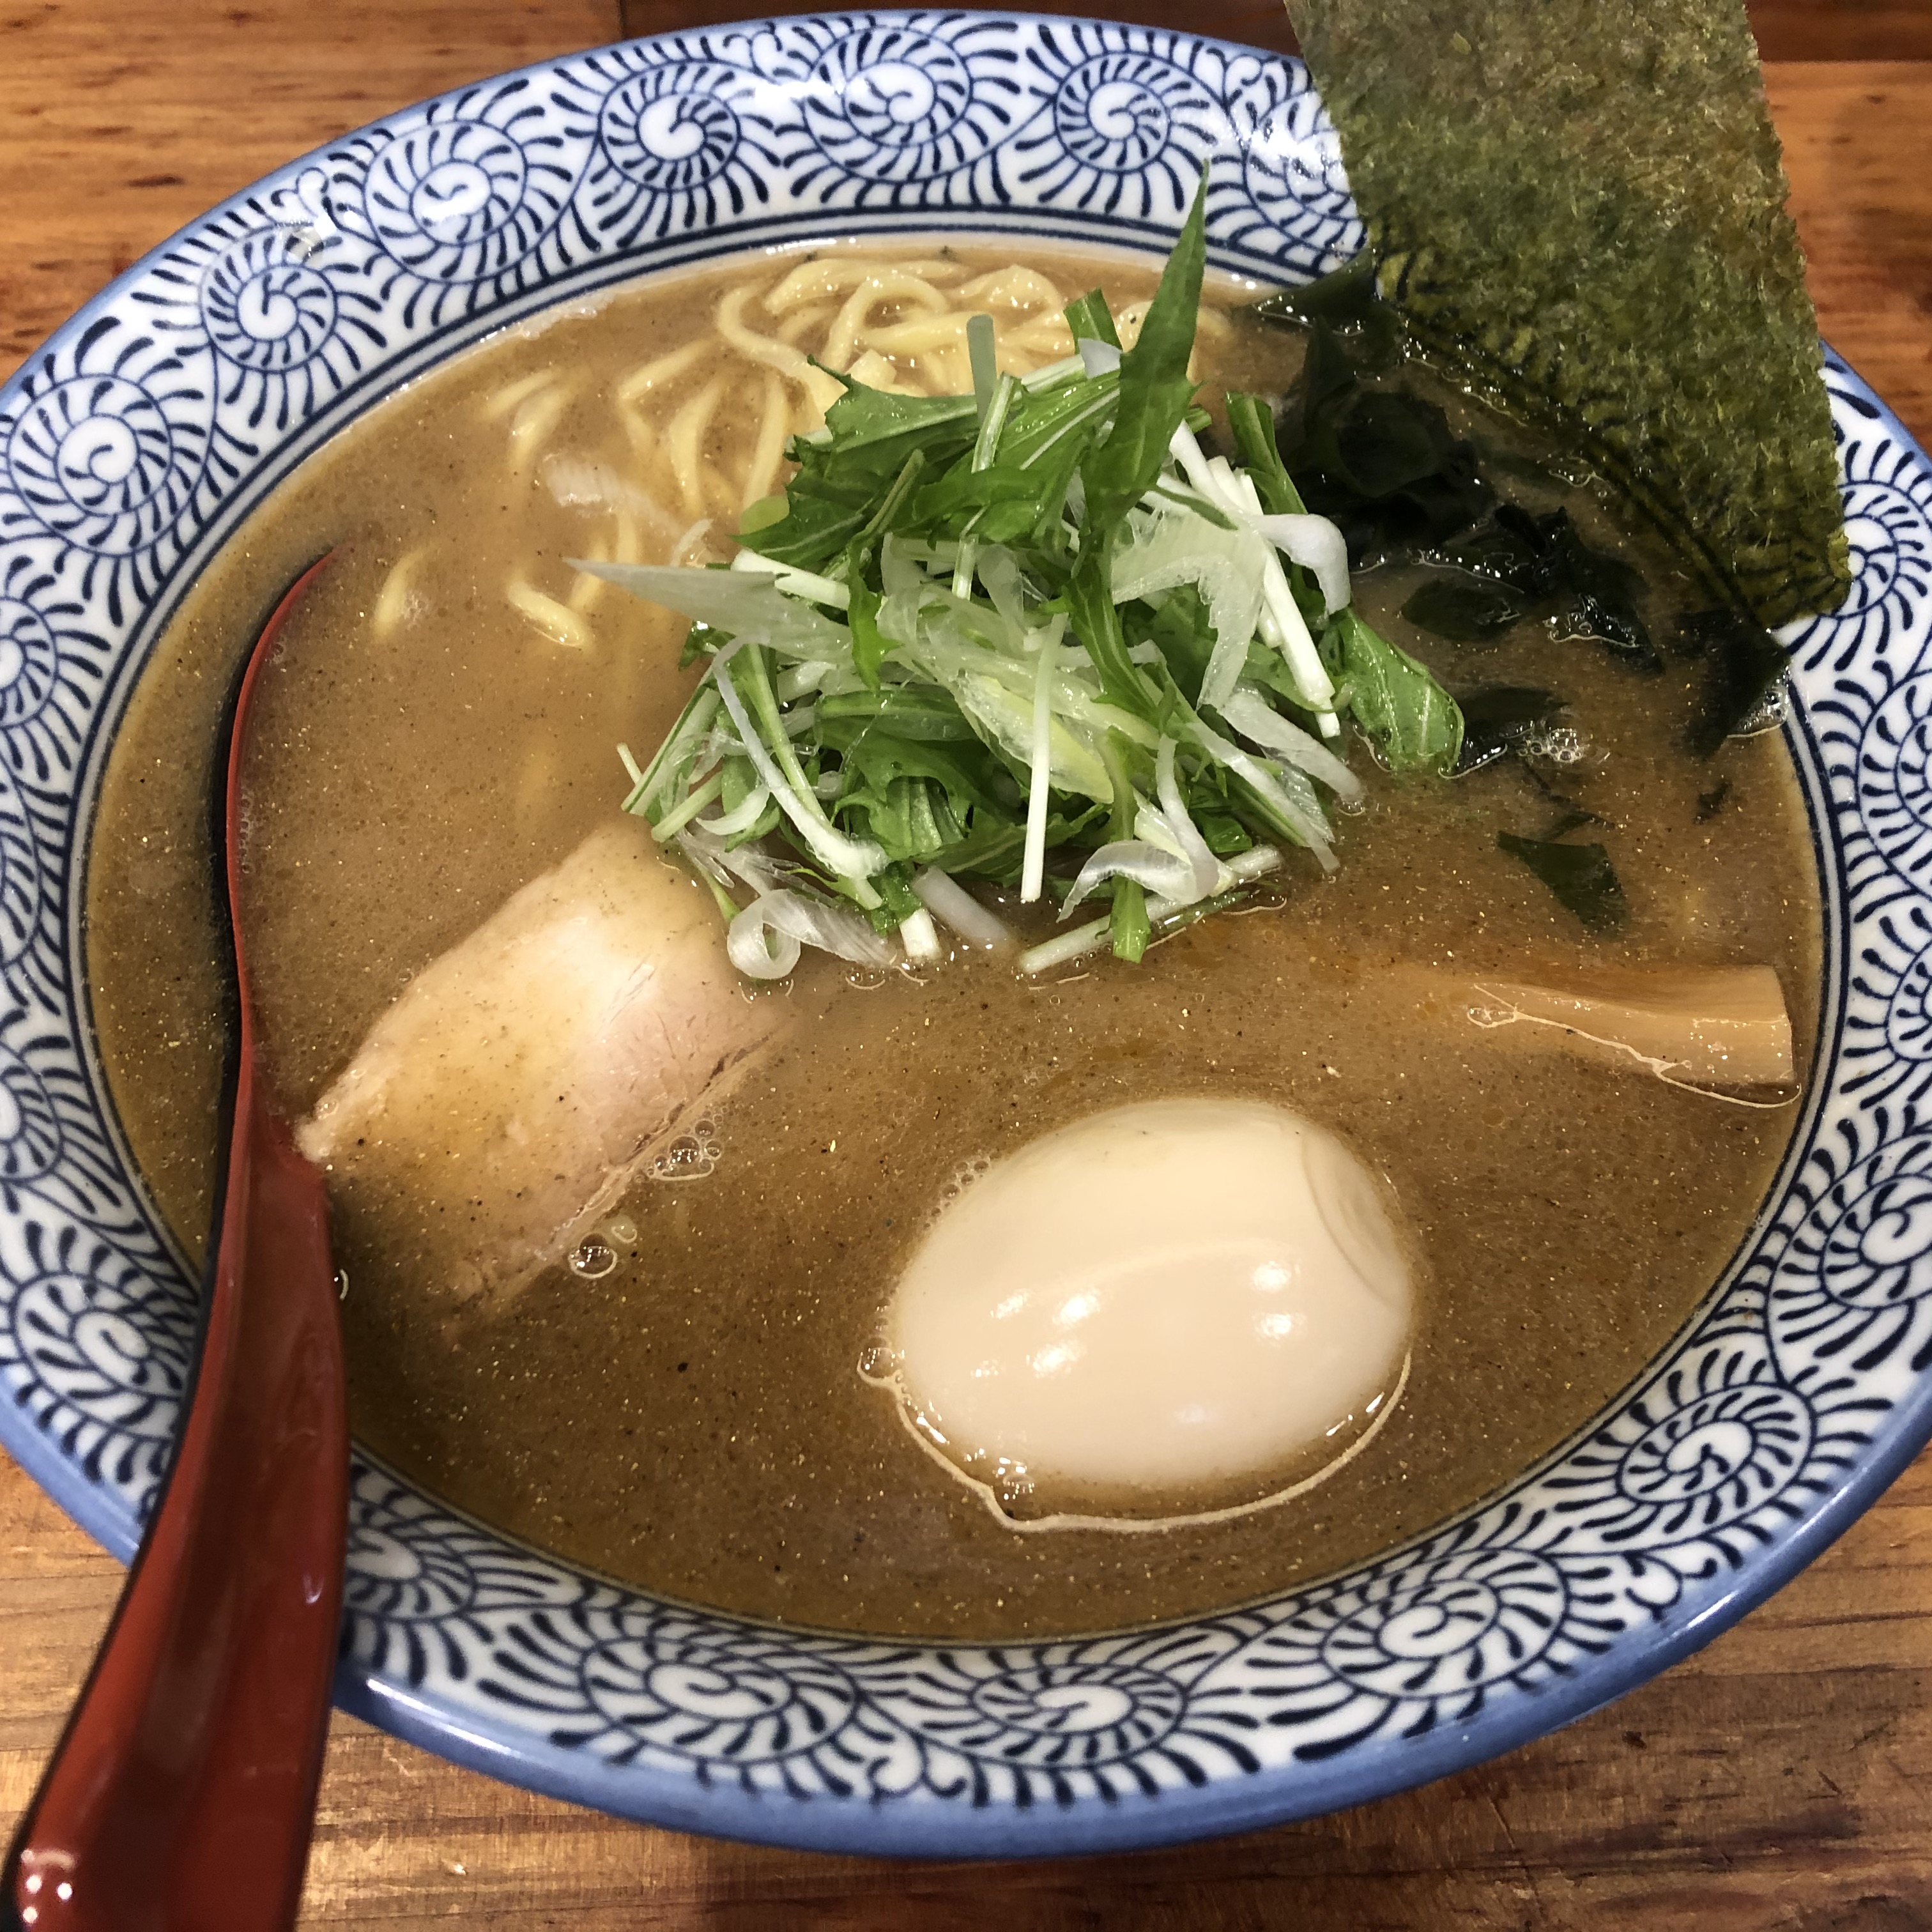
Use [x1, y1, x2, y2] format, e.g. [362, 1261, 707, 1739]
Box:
[1286, 0, 1850, 626]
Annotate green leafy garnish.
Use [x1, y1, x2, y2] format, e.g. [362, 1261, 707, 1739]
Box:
[751, 387, 977, 569]
[590, 187, 1467, 979]
[1063, 288, 1121, 352]
[1225, 392, 1307, 517]
[1335, 610, 1463, 773]
[1078, 174, 1209, 534]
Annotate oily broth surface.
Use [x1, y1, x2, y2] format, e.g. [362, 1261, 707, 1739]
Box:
[87, 243, 1819, 1639]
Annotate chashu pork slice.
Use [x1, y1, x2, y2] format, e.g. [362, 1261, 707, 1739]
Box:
[296, 817, 785, 1308]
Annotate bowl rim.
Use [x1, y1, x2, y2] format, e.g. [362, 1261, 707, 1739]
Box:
[3, 8, 1929, 1859]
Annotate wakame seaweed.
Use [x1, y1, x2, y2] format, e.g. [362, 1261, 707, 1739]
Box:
[1275, 330, 1664, 673]
[1435, 503, 1567, 598]
[1678, 608, 1791, 758]
[1542, 520, 1659, 670]
[1285, 0, 1850, 628]
[1253, 252, 1402, 369]
[1401, 578, 1526, 643]
[1407, 507, 1659, 667]
[1276, 322, 1494, 562]
[1452, 686, 1564, 775]
[1497, 831, 1629, 933]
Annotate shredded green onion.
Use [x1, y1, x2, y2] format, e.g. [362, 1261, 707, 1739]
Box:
[592, 172, 1463, 982]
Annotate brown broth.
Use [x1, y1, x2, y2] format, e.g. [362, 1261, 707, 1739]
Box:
[84, 243, 1820, 1640]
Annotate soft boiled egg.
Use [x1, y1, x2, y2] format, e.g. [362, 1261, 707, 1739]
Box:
[881, 1098, 1416, 1515]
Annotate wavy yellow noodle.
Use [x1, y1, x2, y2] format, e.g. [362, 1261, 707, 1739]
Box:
[615, 338, 705, 406]
[776, 302, 835, 345]
[740, 369, 792, 510]
[612, 502, 644, 567]
[954, 266, 1065, 310]
[1008, 314, 1076, 358]
[507, 571, 593, 650]
[932, 341, 975, 394]
[846, 349, 917, 395]
[371, 544, 427, 640]
[763, 258, 958, 312]
[862, 314, 973, 355]
[822, 271, 954, 369]
[507, 381, 574, 475]
[480, 366, 555, 421]
[664, 372, 726, 517]
[568, 535, 608, 615]
[715, 284, 844, 417]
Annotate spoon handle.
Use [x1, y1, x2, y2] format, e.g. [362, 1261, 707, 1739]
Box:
[4, 559, 346, 1932]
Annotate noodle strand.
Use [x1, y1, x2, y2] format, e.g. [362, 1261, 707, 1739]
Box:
[615, 339, 705, 405]
[508, 571, 594, 650]
[507, 381, 574, 475]
[740, 369, 791, 510]
[371, 545, 426, 640]
[665, 373, 727, 518]
[480, 367, 555, 420]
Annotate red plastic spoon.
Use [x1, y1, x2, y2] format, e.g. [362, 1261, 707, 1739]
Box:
[4, 555, 347, 1932]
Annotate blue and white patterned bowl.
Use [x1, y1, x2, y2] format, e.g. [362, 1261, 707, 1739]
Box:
[3, 11, 1930, 1857]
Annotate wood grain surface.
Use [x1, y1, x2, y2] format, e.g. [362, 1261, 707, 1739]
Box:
[3, 4, 1931, 1926]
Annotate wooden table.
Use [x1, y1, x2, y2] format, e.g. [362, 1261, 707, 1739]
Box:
[3, 4, 1930, 1924]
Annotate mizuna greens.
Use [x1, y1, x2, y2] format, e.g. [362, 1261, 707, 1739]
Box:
[588, 182, 1463, 981]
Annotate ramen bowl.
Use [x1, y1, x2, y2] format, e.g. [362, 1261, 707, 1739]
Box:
[2, 12, 1930, 1857]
